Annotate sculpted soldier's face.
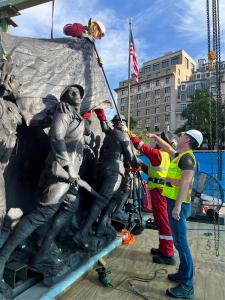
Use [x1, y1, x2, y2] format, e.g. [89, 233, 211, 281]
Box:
[66, 86, 82, 111]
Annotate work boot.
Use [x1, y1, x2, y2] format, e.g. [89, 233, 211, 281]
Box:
[152, 254, 176, 265]
[166, 284, 194, 299]
[150, 248, 161, 255]
[168, 273, 181, 283]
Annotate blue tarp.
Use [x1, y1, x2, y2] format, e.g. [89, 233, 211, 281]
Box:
[139, 151, 225, 202]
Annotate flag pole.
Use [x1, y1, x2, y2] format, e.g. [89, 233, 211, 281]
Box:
[127, 19, 132, 130]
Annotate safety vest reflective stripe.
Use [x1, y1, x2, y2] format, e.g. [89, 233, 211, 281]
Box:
[137, 141, 144, 150]
[165, 178, 192, 188]
[159, 235, 173, 241]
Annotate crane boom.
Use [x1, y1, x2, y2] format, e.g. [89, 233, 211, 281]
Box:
[0, 0, 51, 17]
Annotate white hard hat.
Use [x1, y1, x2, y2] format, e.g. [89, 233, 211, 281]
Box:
[185, 129, 203, 147]
[92, 20, 106, 36]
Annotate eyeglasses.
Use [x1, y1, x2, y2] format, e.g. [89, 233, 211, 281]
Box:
[178, 132, 185, 137]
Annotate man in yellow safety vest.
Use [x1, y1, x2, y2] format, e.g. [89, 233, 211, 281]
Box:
[146, 129, 203, 299]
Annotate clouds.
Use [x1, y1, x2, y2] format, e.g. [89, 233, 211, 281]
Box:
[10, 0, 148, 88]
[175, 0, 225, 45]
[8, 0, 225, 95]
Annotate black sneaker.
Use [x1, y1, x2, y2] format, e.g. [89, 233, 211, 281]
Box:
[168, 273, 180, 283]
[166, 284, 194, 298]
[152, 254, 176, 265]
[150, 248, 161, 255]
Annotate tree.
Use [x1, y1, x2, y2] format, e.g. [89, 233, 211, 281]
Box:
[175, 89, 225, 149]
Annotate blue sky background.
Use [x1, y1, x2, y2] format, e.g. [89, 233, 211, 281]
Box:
[10, 0, 225, 119]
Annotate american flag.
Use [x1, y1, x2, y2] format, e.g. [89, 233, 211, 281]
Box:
[130, 30, 139, 83]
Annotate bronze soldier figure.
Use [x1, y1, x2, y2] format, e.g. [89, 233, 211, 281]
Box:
[0, 84, 86, 293]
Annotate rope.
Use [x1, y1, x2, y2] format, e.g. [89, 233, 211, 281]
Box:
[51, 0, 55, 39]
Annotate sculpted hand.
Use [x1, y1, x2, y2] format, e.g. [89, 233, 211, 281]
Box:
[64, 165, 80, 184]
[121, 123, 129, 133]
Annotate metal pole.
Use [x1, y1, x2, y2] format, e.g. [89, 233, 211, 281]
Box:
[93, 43, 122, 122]
[127, 19, 132, 130]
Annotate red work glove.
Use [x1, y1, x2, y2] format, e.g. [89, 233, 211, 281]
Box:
[94, 108, 107, 121]
[83, 112, 92, 119]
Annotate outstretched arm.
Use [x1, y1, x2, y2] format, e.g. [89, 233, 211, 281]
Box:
[146, 133, 176, 158]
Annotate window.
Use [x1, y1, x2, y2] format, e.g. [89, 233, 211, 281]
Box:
[137, 110, 141, 117]
[165, 115, 170, 122]
[146, 82, 151, 89]
[137, 119, 142, 126]
[146, 109, 150, 116]
[155, 98, 160, 105]
[165, 105, 170, 112]
[178, 78, 180, 84]
[137, 102, 141, 109]
[138, 85, 142, 91]
[180, 94, 186, 101]
[165, 96, 170, 103]
[131, 87, 135, 93]
[144, 66, 151, 74]
[153, 63, 160, 71]
[156, 80, 160, 87]
[120, 98, 126, 104]
[155, 116, 160, 123]
[137, 94, 142, 100]
[196, 73, 201, 79]
[120, 106, 124, 112]
[155, 107, 160, 114]
[180, 103, 187, 111]
[162, 60, 169, 68]
[195, 83, 201, 90]
[185, 57, 189, 69]
[181, 84, 186, 91]
[122, 89, 126, 95]
[155, 89, 160, 97]
[165, 87, 171, 94]
[211, 86, 217, 93]
[146, 91, 151, 98]
[146, 100, 151, 106]
[171, 55, 180, 65]
[165, 77, 170, 84]
[130, 104, 133, 110]
[191, 63, 195, 71]
[146, 117, 151, 125]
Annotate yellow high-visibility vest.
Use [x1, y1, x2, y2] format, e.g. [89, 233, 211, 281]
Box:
[162, 150, 196, 203]
[148, 151, 170, 190]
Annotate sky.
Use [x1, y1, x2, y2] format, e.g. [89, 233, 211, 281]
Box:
[9, 0, 225, 119]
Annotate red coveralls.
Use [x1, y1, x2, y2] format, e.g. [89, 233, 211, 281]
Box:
[63, 23, 88, 38]
[131, 136, 174, 257]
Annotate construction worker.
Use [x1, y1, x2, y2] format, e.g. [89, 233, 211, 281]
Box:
[146, 130, 203, 299]
[63, 20, 105, 41]
[128, 131, 175, 265]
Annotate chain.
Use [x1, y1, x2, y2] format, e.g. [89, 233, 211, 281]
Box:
[207, 0, 220, 257]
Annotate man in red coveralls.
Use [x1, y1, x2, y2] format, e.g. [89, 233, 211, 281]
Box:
[128, 131, 176, 265]
[63, 20, 105, 41]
